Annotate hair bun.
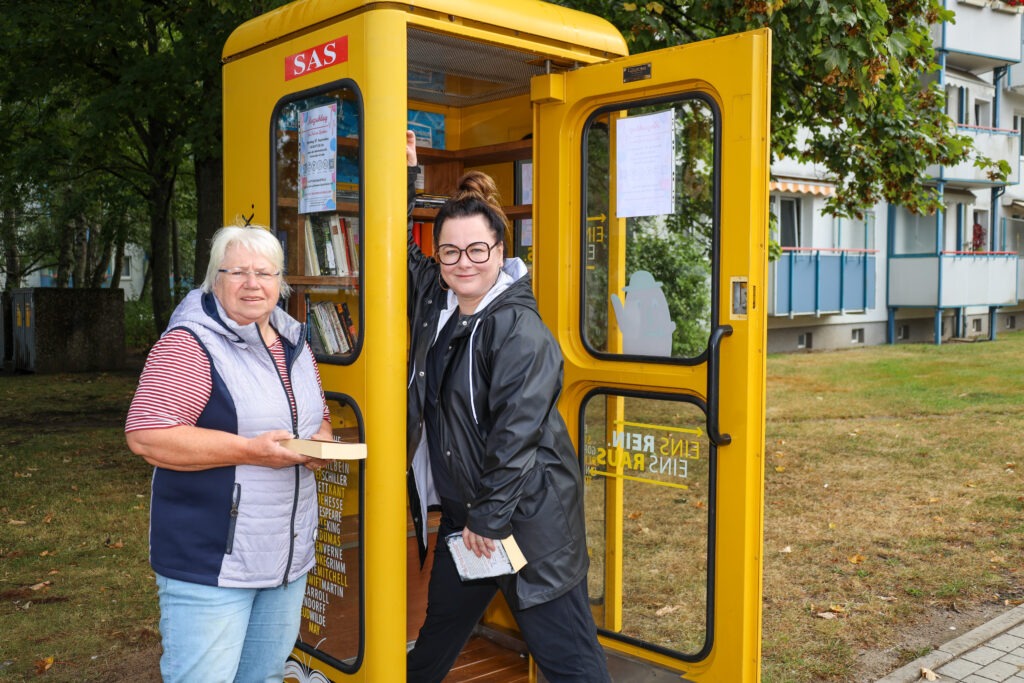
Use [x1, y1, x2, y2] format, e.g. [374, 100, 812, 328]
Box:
[455, 170, 502, 211]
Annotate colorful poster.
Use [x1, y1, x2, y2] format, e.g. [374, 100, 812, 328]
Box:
[298, 102, 338, 214]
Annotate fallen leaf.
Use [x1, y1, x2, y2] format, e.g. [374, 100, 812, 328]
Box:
[627, 511, 642, 520]
[29, 581, 51, 591]
[7, 519, 27, 526]
[848, 554, 866, 564]
[920, 666, 938, 681]
[965, 481, 976, 488]
[816, 612, 837, 619]
[775, 465, 786, 473]
[655, 605, 680, 616]
[780, 546, 792, 553]
[34, 656, 54, 674]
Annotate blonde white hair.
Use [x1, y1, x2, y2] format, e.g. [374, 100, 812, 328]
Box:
[202, 225, 290, 298]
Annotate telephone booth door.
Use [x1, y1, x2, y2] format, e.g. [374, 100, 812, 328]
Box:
[532, 30, 771, 682]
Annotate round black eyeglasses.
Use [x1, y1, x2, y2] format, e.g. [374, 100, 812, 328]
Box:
[435, 241, 501, 265]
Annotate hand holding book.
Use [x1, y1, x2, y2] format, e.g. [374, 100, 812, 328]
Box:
[446, 531, 527, 581]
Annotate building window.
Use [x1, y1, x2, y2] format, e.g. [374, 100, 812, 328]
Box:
[851, 328, 864, 344]
[797, 332, 812, 350]
[777, 197, 802, 248]
[121, 256, 132, 279]
[1006, 316, 1016, 330]
[897, 324, 910, 341]
[975, 99, 992, 128]
[972, 318, 982, 333]
[1014, 115, 1024, 157]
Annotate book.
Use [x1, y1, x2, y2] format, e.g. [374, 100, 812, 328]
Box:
[283, 438, 367, 460]
[309, 214, 335, 275]
[445, 532, 527, 580]
[304, 295, 328, 356]
[303, 216, 320, 276]
[342, 217, 359, 275]
[328, 214, 351, 277]
[338, 302, 357, 349]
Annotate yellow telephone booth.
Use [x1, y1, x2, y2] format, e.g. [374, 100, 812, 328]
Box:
[221, 2, 770, 681]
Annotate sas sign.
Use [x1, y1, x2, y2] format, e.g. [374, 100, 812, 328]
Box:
[285, 37, 348, 81]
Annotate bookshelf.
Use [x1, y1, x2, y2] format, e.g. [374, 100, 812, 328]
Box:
[276, 136, 533, 363]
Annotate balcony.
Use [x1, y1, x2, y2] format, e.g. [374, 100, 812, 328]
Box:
[926, 125, 1021, 187]
[888, 251, 1018, 307]
[768, 248, 877, 317]
[933, 0, 1022, 73]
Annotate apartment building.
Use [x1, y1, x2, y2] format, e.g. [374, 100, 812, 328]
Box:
[768, 0, 1024, 352]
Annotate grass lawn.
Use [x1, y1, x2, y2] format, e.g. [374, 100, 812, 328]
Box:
[1, 335, 1022, 681]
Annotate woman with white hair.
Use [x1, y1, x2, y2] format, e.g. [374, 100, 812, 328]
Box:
[126, 224, 332, 682]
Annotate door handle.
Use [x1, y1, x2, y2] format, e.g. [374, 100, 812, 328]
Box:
[707, 324, 732, 447]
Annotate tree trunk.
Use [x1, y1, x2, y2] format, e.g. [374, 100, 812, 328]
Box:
[55, 212, 76, 289]
[194, 154, 223, 286]
[148, 178, 175, 334]
[1, 208, 21, 292]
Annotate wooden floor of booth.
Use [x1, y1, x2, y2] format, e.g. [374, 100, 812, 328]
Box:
[446, 635, 529, 682]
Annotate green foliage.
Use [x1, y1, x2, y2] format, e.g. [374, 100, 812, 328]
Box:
[124, 298, 159, 353]
[0, 0, 289, 325]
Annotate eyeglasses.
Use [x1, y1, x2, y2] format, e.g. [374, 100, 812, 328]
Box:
[218, 269, 280, 282]
[435, 241, 501, 265]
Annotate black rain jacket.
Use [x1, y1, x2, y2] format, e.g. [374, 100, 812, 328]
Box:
[404, 170, 590, 610]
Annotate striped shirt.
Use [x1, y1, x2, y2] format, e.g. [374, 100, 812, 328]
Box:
[126, 328, 329, 432]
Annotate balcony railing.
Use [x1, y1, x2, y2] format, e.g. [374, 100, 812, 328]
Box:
[888, 251, 1019, 307]
[768, 248, 877, 317]
[926, 125, 1021, 186]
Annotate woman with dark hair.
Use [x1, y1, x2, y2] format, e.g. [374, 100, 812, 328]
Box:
[403, 132, 610, 682]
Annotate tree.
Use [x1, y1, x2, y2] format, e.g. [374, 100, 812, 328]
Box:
[0, 0, 289, 332]
[554, 0, 1004, 219]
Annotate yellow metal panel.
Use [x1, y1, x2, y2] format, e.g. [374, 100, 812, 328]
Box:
[224, 0, 627, 63]
[358, 11, 411, 681]
[532, 29, 772, 682]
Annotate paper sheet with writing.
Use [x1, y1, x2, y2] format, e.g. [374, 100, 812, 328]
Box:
[615, 109, 676, 218]
[445, 532, 527, 580]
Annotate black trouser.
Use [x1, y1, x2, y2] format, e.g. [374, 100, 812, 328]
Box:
[407, 518, 611, 683]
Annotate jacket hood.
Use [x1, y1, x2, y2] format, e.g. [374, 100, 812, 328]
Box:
[440, 257, 534, 320]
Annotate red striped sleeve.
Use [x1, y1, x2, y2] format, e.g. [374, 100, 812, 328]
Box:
[126, 332, 330, 432]
[125, 329, 213, 432]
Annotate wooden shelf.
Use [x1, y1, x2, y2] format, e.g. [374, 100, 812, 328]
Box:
[415, 139, 531, 165]
[287, 275, 359, 287]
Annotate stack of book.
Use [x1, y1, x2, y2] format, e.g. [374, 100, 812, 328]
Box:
[306, 298, 357, 356]
[304, 214, 359, 277]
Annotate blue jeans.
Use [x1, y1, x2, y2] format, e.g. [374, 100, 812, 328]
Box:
[155, 573, 308, 683]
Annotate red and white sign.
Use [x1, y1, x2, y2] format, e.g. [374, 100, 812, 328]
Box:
[285, 36, 348, 81]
